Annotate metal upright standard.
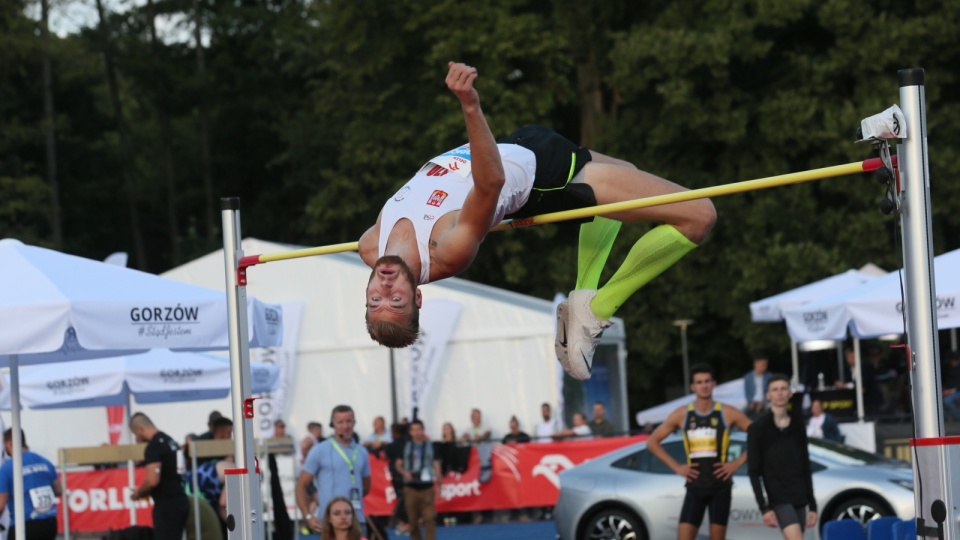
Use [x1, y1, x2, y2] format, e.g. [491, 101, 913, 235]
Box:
[221, 197, 264, 540]
[895, 68, 954, 540]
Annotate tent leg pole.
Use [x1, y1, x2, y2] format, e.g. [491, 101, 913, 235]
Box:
[790, 341, 800, 388]
[192, 443, 200, 540]
[10, 355, 26, 540]
[854, 338, 864, 422]
[128, 460, 136, 525]
[836, 344, 845, 384]
[61, 448, 71, 540]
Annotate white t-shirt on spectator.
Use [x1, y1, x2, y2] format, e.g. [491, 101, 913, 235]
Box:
[573, 424, 593, 440]
[463, 423, 492, 442]
[535, 419, 561, 442]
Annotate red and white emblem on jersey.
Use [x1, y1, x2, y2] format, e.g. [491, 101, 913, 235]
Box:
[426, 190, 448, 207]
[425, 165, 448, 177]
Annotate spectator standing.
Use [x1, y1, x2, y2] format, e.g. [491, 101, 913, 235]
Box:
[743, 356, 772, 419]
[552, 412, 593, 440]
[0, 429, 60, 540]
[269, 419, 294, 540]
[459, 408, 492, 444]
[867, 345, 898, 412]
[435, 423, 467, 476]
[942, 352, 960, 421]
[321, 496, 367, 540]
[748, 375, 817, 539]
[384, 423, 411, 536]
[196, 410, 223, 441]
[460, 409, 493, 523]
[299, 421, 325, 465]
[589, 402, 615, 437]
[194, 417, 233, 523]
[129, 413, 190, 540]
[396, 420, 441, 540]
[806, 400, 843, 443]
[501, 416, 531, 444]
[296, 405, 371, 534]
[193, 410, 224, 466]
[534, 403, 562, 442]
[835, 348, 883, 415]
[646, 363, 752, 540]
[362, 416, 393, 458]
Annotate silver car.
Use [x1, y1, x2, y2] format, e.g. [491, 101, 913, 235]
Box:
[554, 432, 914, 540]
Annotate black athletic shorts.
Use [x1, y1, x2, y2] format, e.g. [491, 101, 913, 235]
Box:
[773, 504, 809, 531]
[498, 125, 597, 221]
[8, 517, 57, 540]
[679, 483, 733, 527]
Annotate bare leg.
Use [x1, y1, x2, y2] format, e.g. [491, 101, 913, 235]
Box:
[584, 151, 716, 244]
[678, 523, 698, 540]
[781, 524, 804, 540]
[709, 524, 727, 540]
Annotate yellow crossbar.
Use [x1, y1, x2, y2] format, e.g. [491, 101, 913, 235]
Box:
[241, 159, 880, 266]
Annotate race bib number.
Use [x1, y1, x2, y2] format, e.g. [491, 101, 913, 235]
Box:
[686, 427, 719, 459]
[29, 485, 56, 513]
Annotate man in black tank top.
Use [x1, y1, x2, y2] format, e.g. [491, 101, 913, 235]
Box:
[647, 364, 752, 540]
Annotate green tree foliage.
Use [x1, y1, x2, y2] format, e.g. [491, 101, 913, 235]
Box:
[3, 0, 960, 412]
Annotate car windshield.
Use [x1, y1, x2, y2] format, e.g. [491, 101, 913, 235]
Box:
[808, 437, 905, 466]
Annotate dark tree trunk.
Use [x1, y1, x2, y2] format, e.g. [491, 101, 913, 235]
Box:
[40, 0, 61, 248]
[95, 0, 147, 268]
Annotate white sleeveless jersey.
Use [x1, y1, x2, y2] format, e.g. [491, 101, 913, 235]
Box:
[378, 143, 536, 284]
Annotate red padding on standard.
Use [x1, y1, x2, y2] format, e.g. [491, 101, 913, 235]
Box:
[862, 155, 899, 172]
[910, 436, 960, 447]
[224, 468, 249, 475]
[238, 255, 261, 268]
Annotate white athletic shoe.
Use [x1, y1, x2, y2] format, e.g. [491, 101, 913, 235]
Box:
[555, 299, 569, 366]
[564, 289, 613, 381]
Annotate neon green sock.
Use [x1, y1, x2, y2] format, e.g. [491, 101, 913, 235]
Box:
[576, 217, 622, 290]
[591, 224, 697, 320]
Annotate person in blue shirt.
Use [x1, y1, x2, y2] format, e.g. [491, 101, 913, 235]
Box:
[295, 405, 371, 535]
[0, 429, 61, 540]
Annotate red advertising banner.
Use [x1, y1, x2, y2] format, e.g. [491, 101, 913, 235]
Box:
[59, 436, 646, 533]
[59, 468, 154, 533]
[363, 435, 646, 515]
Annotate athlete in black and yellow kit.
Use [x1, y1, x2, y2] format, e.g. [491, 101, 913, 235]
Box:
[647, 363, 752, 540]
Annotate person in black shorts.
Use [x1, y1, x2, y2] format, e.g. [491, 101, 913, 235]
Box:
[129, 413, 190, 540]
[360, 62, 716, 385]
[748, 374, 818, 539]
[647, 364, 752, 540]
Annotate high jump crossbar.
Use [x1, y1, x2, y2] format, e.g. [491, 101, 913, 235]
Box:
[238, 156, 892, 269]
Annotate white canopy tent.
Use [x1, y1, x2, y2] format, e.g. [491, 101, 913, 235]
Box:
[781, 249, 960, 422]
[750, 269, 884, 323]
[750, 268, 884, 387]
[0, 238, 283, 540]
[782, 248, 960, 342]
[0, 350, 280, 410]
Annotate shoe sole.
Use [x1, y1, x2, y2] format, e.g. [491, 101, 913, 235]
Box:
[557, 297, 592, 381]
[555, 300, 569, 364]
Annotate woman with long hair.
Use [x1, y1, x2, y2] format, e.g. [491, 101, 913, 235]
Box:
[321, 496, 366, 540]
[440, 422, 456, 443]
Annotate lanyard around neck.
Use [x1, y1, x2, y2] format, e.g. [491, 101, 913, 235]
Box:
[331, 439, 359, 484]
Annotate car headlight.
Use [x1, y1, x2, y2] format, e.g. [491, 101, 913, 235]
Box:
[890, 478, 915, 491]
